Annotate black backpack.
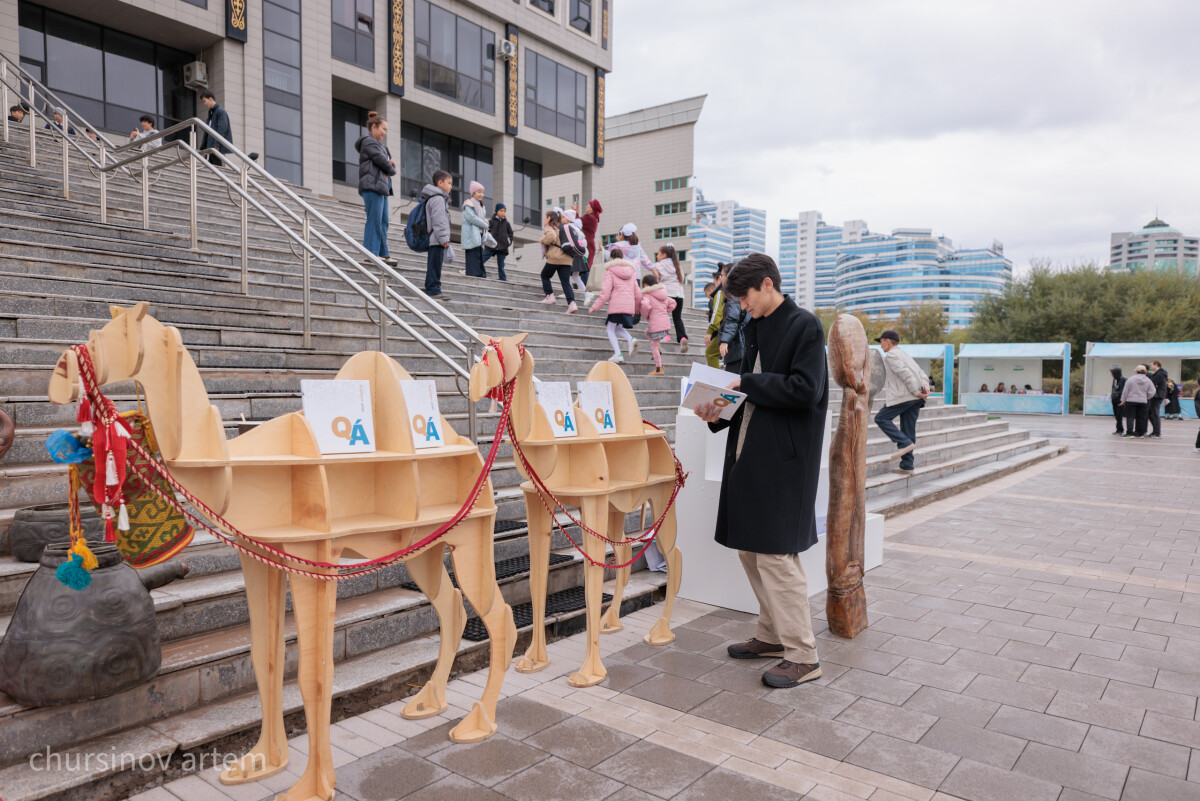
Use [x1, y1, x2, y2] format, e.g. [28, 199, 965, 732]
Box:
[558, 224, 586, 257]
[405, 196, 431, 252]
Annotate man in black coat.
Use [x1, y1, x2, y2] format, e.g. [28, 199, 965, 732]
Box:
[1109, 366, 1127, 435]
[1147, 360, 1168, 438]
[694, 254, 829, 689]
[199, 91, 233, 165]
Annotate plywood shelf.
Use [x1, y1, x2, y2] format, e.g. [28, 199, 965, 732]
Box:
[168, 443, 480, 468]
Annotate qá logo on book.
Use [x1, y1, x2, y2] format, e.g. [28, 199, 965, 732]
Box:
[593, 407, 613, 430]
[331, 417, 371, 446]
[554, 409, 576, 433]
[412, 414, 442, 444]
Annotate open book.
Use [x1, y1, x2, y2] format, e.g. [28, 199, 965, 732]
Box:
[681, 381, 747, 421]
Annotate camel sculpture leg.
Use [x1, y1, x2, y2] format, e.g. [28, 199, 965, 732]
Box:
[826, 314, 870, 638]
[599, 505, 631, 634]
[402, 546, 465, 720]
[446, 518, 517, 743]
[644, 486, 681, 646]
[569, 495, 611, 688]
[277, 544, 339, 801]
[515, 489, 552, 673]
[220, 553, 288, 785]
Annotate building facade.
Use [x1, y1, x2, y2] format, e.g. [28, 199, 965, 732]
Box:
[688, 218, 732, 309]
[1109, 218, 1199, 277]
[694, 195, 765, 262]
[778, 210, 821, 307]
[4, 0, 613, 243]
[540, 94, 703, 278]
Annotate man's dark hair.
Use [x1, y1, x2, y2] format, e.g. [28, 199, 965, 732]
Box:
[725, 253, 782, 298]
[431, 169, 451, 185]
[1151, 360, 1162, 368]
[199, 90, 216, 101]
[9, 105, 21, 115]
[139, 114, 154, 126]
[703, 281, 715, 294]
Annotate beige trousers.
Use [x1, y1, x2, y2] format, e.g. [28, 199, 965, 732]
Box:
[738, 550, 819, 664]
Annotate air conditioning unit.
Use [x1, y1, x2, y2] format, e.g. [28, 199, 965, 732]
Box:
[498, 39, 517, 61]
[183, 61, 209, 91]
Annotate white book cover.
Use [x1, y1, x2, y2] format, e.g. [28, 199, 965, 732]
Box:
[577, 381, 616, 435]
[681, 381, 747, 421]
[535, 382, 578, 438]
[399, 380, 445, 449]
[301, 379, 376, 455]
[682, 362, 741, 404]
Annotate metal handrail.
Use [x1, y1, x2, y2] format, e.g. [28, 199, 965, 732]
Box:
[0, 53, 484, 440]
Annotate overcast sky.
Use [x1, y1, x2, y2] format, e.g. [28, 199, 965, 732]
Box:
[604, 0, 1200, 272]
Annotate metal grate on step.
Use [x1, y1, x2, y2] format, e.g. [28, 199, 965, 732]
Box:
[462, 586, 613, 641]
[398, 552, 574, 592]
[494, 519, 525, 534]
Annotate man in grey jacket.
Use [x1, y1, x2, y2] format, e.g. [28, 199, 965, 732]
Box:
[420, 170, 453, 299]
[1120, 364, 1156, 439]
[873, 330, 929, 475]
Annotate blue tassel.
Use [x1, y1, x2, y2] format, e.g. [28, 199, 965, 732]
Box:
[56, 553, 92, 591]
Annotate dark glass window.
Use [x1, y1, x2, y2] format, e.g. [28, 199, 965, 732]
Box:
[569, 0, 591, 33]
[524, 50, 586, 146]
[530, 0, 554, 13]
[400, 121, 492, 209]
[332, 100, 370, 185]
[332, 0, 374, 70]
[17, 3, 195, 133]
[413, 0, 496, 113]
[180, 0, 206, 6]
[513, 157, 542, 226]
[263, 0, 302, 184]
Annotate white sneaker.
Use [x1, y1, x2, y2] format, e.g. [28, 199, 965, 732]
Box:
[608, 353, 625, 363]
[584, 292, 595, 306]
[629, 340, 639, 357]
[541, 294, 556, 304]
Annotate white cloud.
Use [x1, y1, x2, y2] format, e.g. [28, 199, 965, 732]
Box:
[606, 0, 1200, 271]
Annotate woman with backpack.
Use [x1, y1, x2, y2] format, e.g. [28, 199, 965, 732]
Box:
[639, 275, 677, 376]
[354, 111, 398, 267]
[539, 210, 577, 313]
[461, 180, 489, 278]
[588, 248, 640, 363]
[651, 243, 689, 353]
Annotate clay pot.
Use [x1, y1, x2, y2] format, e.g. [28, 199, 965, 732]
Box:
[0, 543, 161, 706]
[10, 504, 105, 563]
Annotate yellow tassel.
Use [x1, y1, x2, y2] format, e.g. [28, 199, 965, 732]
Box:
[71, 538, 98, 571]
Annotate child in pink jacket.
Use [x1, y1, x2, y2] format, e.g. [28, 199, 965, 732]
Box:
[639, 275, 677, 376]
[587, 251, 640, 363]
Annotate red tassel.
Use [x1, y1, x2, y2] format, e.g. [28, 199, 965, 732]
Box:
[76, 396, 91, 423]
[105, 516, 116, 543]
[91, 423, 109, 503]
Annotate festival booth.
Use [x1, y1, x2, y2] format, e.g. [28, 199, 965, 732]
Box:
[870, 344, 955, 401]
[1082, 341, 1200, 419]
[958, 343, 1070, 415]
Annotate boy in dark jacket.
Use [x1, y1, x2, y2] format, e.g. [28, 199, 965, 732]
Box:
[1109, 366, 1126, 435]
[694, 254, 829, 690]
[420, 170, 453, 299]
[483, 203, 514, 281]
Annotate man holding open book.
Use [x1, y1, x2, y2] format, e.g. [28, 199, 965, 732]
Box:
[694, 254, 829, 689]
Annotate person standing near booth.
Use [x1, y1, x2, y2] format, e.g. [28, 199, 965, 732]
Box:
[1109, 366, 1127, 436]
[694, 254, 828, 689]
[1120, 365, 1155, 439]
[873, 330, 930, 476]
[1148, 360, 1168, 438]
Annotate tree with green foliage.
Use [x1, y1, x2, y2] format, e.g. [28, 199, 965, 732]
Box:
[894, 301, 948, 343]
[965, 260, 1200, 370]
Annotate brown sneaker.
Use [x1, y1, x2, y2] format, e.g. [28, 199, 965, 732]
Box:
[727, 638, 785, 660]
[762, 660, 821, 688]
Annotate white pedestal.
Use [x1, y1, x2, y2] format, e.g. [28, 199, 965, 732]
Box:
[675, 408, 884, 614]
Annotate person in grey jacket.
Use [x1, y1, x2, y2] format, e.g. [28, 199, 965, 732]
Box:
[420, 170, 453, 299]
[355, 112, 398, 266]
[873, 330, 930, 475]
[1120, 365, 1155, 438]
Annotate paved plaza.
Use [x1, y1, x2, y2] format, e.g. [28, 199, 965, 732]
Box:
[135, 414, 1200, 801]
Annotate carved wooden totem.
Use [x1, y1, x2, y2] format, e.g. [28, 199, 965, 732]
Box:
[825, 314, 870, 638]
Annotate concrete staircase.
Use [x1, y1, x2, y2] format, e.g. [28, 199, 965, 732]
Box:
[0, 125, 1063, 800]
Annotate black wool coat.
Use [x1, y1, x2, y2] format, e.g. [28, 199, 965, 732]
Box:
[708, 296, 829, 555]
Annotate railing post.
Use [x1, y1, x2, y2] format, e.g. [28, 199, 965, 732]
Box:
[61, 111, 69, 199]
[27, 82, 35, 168]
[141, 157, 149, 229]
[466, 340, 478, 445]
[188, 128, 198, 250]
[240, 165, 249, 293]
[2, 62, 8, 143]
[99, 143, 107, 224]
[302, 213, 311, 346]
[378, 277, 388, 353]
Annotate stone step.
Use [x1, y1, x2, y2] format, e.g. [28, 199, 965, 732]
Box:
[865, 427, 1032, 477]
[865, 435, 1058, 499]
[0, 569, 667, 800]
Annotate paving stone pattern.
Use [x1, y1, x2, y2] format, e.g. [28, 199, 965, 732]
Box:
[137, 416, 1200, 801]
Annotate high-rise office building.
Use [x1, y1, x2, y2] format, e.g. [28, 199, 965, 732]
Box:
[778, 210, 822, 307]
[1109, 218, 1199, 277]
[694, 195, 765, 261]
[688, 219, 733, 310]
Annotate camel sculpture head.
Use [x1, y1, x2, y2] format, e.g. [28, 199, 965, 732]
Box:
[49, 302, 152, 405]
[469, 333, 528, 403]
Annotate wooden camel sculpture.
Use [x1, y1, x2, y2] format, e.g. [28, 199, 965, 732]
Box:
[826, 314, 870, 638]
[468, 334, 682, 688]
[48, 304, 516, 801]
